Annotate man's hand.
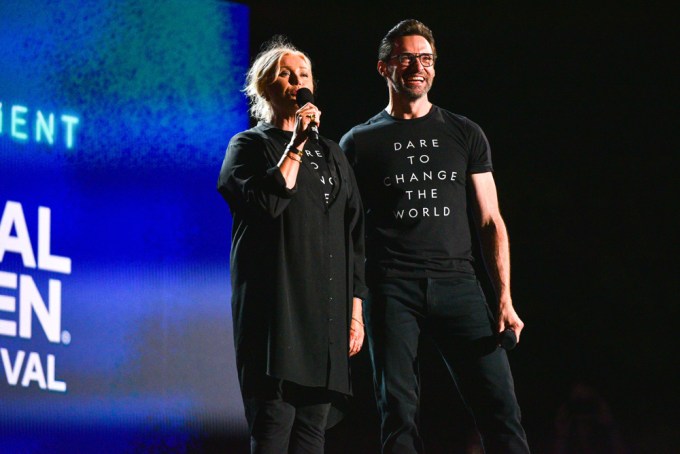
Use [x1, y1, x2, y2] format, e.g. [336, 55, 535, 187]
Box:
[497, 298, 524, 343]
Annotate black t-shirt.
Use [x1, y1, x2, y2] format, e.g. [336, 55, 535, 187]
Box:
[302, 140, 339, 205]
[280, 131, 339, 206]
[340, 105, 493, 277]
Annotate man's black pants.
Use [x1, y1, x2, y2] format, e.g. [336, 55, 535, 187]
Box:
[365, 276, 530, 454]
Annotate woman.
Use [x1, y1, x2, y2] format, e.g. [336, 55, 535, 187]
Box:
[217, 37, 367, 454]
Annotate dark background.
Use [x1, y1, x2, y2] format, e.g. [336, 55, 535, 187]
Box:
[227, 2, 678, 452]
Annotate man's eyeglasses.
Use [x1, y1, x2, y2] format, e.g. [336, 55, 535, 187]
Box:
[388, 53, 436, 67]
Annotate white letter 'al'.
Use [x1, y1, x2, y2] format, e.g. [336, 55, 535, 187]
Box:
[38, 206, 71, 274]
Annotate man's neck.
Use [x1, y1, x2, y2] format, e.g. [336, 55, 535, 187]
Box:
[385, 95, 432, 119]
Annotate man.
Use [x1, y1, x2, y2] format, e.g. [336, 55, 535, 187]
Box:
[340, 19, 530, 453]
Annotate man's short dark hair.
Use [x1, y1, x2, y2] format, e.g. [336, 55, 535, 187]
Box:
[378, 19, 437, 62]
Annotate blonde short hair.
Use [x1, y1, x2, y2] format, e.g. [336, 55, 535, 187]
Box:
[244, 37, 313, 123]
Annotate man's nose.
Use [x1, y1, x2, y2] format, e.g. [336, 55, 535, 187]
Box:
[409, 57, 424, 69]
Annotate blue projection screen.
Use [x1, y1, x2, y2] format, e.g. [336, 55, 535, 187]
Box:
[0, 0, 249, 450]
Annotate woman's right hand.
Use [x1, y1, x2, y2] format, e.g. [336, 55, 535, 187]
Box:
[291, 100, 321, 148]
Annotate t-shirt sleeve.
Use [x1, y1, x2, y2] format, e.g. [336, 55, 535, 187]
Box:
[339, 130, 357, 168]
[466, 119, 494, 174]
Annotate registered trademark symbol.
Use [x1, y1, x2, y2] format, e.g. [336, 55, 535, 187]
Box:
[61, 330, 71, 345]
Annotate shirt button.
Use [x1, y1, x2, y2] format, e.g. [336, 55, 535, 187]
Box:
[329, 277, 333, 281]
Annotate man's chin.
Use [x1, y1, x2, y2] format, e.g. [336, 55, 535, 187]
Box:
[401, 88, 429, 100]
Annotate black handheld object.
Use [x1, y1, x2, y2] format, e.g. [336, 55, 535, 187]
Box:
[295, 88, 319, 143]
[498, 328, 517, 350]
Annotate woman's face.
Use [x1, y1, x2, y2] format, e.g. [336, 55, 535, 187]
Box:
[265, 53, 313, 117]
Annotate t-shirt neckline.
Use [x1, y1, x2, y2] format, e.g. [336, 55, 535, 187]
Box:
[380, 105, 437, 123]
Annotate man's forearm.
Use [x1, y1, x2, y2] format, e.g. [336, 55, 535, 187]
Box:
[479, 216, 512, 303]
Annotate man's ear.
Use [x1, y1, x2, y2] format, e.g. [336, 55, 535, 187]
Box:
[377, 60, 387, 78]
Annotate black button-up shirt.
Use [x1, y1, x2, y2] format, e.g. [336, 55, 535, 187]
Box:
[218, 123, 367, 396]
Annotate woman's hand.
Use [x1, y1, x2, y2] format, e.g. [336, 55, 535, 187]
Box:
[291, 101, 321, 148]
[278, 101, 321, 187]
[349, 297, 364, 357]
[349, 318, 364, 357]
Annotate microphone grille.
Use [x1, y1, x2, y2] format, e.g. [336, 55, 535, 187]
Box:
[296, 88, 315, 106]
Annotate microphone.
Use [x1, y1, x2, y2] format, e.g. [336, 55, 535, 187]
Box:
[296, 87, 319, 143]
[498, 328, 517, 350]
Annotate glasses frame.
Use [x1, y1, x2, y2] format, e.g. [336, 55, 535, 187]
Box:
[388, 52, 436, 67]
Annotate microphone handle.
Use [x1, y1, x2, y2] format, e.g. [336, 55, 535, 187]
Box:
[499, 328, 517, 350]
[308, 122, 319, 143]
